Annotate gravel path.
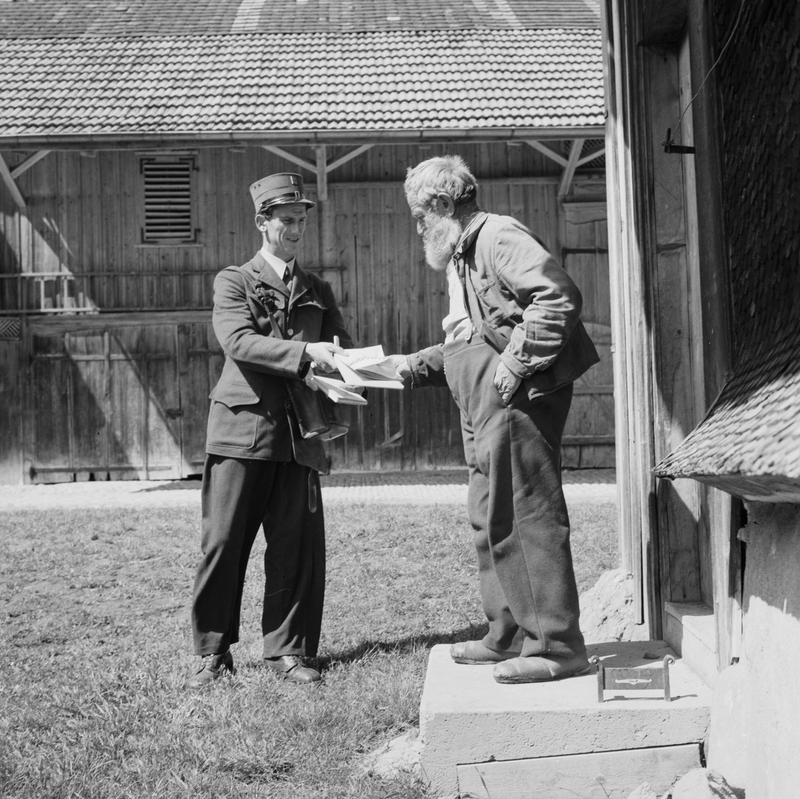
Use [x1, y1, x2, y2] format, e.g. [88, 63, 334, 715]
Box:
[0, 469, 616, 510]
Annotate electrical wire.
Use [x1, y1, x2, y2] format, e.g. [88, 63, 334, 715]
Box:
[671, 0, 748, 145]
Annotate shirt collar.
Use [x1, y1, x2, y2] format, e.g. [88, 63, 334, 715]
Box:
[454, 211, 489, 259]
[259, 245, 295, 281]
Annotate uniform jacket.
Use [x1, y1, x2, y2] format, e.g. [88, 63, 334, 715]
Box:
[408, 212, 599, 399]
[205, 252, 353, 473]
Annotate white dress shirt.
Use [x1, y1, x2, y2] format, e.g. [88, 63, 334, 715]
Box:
[259, 245, 295, 283]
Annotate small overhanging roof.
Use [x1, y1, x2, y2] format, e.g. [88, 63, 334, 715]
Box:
[655, 333, 800, 503]
[0, 0, 604, 149]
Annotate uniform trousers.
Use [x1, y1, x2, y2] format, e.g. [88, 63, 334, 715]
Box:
[191, 454, 325, 659]
[444, 337, 586, 660]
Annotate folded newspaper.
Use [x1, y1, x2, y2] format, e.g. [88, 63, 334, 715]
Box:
[305, 346, 404, 404]
[305, 373, 368, 405]
[333, 346, 404, 390]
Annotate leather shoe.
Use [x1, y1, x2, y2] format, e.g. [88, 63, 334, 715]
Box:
[185, 651, 235, 690]
[493, 653, 590, 684]
[264, 655, 321, 684]
[450, 640, 520, 665]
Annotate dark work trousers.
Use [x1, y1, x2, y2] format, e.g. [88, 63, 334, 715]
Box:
[191, 455, 325, 659]
[444, 337, 586, 661]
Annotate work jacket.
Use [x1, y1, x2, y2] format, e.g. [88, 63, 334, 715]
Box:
[408, 212, 599, 399]
[205, 252, 352, 473]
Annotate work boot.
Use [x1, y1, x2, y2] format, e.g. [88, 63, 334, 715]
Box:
[264, 655, 321, 684]
[185, 651, 235, 690]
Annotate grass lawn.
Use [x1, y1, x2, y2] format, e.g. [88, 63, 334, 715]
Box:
[0, 496, 617, 798]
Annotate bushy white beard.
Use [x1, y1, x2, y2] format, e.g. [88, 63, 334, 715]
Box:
[422, 215, 463, 272]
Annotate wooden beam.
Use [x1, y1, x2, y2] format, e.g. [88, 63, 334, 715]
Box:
[523, 139, 568, 167]
[604, 0, 651, 628]
[0, 125, 605, 151]
[315, 145, 328, 202]
[10, 150, 51, 179]
[558, 139, 585, 198]
[27, 310, 211, 336]
[324, 175, 560, 190]
[0, 154, 27, 209]
[576, 145, 606, 167]
[261, 145, 316, 172]
[325, 144, 374, 173]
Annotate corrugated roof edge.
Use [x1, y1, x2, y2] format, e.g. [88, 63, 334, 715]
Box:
[0, 125, 606, 149]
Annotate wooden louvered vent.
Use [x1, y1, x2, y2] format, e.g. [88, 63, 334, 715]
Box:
[141, 156, 196, 244]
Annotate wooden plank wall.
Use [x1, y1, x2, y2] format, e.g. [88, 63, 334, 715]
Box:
[643, 40, 709, 608]
[0, 338, 22, 484]
[0, 143, 610, 482]
[561, 197, 614, 468]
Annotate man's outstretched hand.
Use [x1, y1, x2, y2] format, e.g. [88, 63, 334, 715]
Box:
[303, 341, 345, 372]
[387, 354, 412, 381]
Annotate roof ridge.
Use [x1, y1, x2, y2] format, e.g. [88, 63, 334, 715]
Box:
[1, 27, 602, 41]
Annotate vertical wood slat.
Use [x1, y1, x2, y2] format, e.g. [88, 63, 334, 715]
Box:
[107, 327, 146, 479]
[687, 0, 738, 672]
[102, 152, 121, 309]
[30, 334, 72, 472]
[603, 0, 652, 628]
[178, 323, 217, 474]
[560, 201, 614, 468]
[0, 339, 23, 484]
[68, 331, 106, 469]
[679, 31, 713, 609]
[646, 41, 706, 608]
[143, 325, 182, 478]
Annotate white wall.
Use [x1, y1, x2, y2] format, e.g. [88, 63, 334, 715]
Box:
[708, 503, 800, 797]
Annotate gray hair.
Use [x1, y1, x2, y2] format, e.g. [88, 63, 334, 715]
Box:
[404, 155, 478, 211]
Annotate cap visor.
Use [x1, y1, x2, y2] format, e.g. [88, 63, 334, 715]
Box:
[263, 197, 316, 210]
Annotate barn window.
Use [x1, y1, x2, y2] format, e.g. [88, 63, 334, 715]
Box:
[140, 155, 197, 244]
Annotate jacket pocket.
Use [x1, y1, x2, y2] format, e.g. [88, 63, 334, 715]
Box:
[206, 380, 262, 450]
[209, 379, 261, 409]
[476, 280, 511, 326]
[207, 401, 260, 450]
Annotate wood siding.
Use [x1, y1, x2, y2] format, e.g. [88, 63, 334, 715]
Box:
[0, 143, 610, 483]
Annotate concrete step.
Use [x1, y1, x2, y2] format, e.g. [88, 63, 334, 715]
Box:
[419, 640, 711, 798]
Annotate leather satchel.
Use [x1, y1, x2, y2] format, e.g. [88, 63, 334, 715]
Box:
[285, 377, 349, 441]
[257, 284, 349, 442]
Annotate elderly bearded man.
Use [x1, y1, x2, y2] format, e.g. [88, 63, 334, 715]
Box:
[186, 173, 352, 689]
[391, 156, 600, 683]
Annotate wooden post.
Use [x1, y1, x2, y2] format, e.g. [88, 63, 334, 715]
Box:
[0, 154, 27, 209]
[603, 0, 660, 632]
[558, 139, 585, 199]
[687, 0, 739, 672]
[315, 145, 328, 202]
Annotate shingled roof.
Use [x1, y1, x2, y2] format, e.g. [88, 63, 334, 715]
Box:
[0, 0, 604, 145]
[654, 338, 800, 501]
[654, 0, 800, 503]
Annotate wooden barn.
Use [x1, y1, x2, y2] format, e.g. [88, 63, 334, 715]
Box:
[0, 0, 610, 485]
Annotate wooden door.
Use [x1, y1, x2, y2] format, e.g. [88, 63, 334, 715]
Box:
[177, 321, 223, 475]
[26, 322, 188, 482]
[560, 201, 615, 468]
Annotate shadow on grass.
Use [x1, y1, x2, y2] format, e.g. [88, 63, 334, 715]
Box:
[320, 623, 490, 669]
[140, 477, 202, 491]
